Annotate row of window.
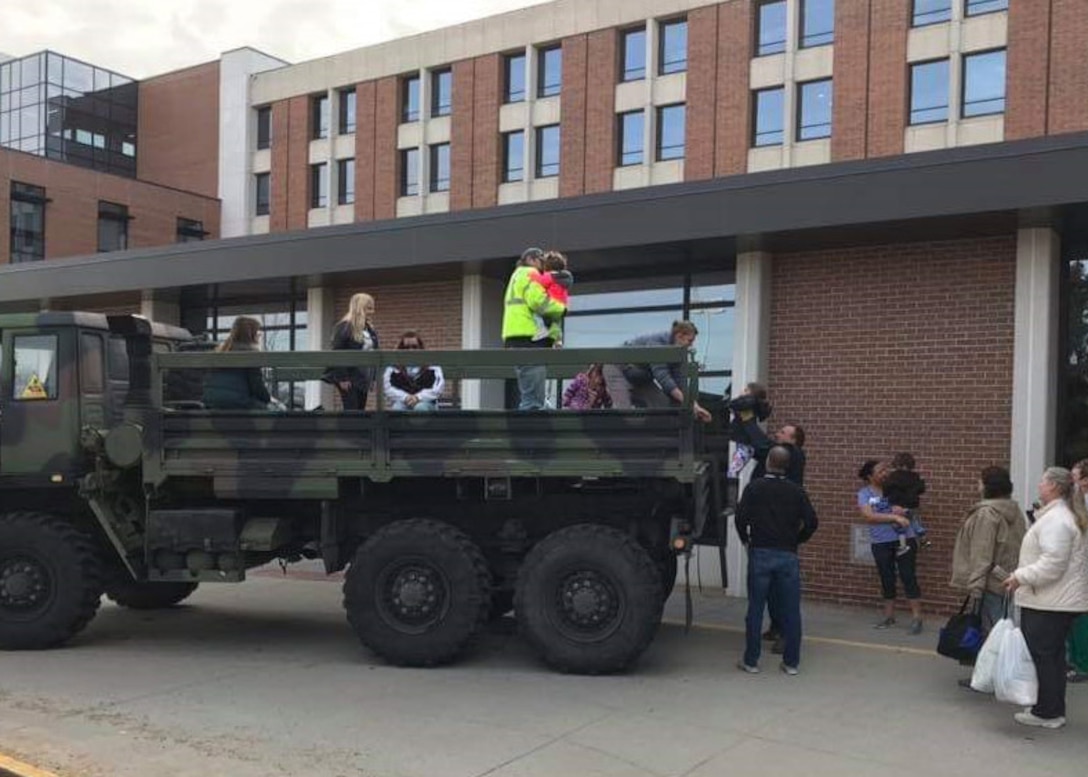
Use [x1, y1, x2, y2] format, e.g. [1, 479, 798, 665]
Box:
[7, 182, 205, 261]
[909, 49, 1005, 125]
[911, 0, 1008, 27]
[756, 0, 835, 56]
[752, 80, 833, 147]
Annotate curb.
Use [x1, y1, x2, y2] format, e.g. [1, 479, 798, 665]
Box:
[0, 753, 61, 777]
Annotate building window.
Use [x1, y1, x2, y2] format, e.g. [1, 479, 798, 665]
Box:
[537, 45, 562, 98]
[338, 158, 355, 205]
[535, 124, 560, 178]
[338, 88, 356, 135]
[431, 69, 452, 118]
[429, 143, 450, 193]
[402, 74, 421, 123]
[255, 173, 270, 216]
[659, 18, 688, 75]
[9, 182, 46, 263]
[912, 0, 951, 26]
[400, 148, 420, 196]
[176, 217, 206, 243]
[656, 104, 685, 161]
[311, 94, 329, 140]
[962, 49, 1006, 117]
[965, 0, 1008, 15]
[310, 163, 328, 208]
[756, 1, 788, 56]
[618, 110, 645, 166]
[797, 79, 833, 140]
[503, 130, 525, 183]
[909, 59, 950, 124]
[505, 53, 526, 103]
[800, 0, 835, 48]
[256, 106, 271, 150]
[752, 88, 785, 146]
[621, 27, 647, 82]
[13, 334, 59, 401]
[97, 201, 129, 253]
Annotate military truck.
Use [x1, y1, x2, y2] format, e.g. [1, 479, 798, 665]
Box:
[0, 312, 728, 674]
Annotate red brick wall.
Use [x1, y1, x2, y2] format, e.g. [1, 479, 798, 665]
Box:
[451, 60, 477, 211]
[0, 147, 220, 265]
[584, 29, 618, 194]
[374, 77, 399, 221]
[1006, 0, 1052, 140]
[715, 0, 752, 177]
[286, 96, 311, 231]
[685, 4, 720, 181]
[559, 35, 588, 198]
[866, 0, 908, 158]
[269, 100, 290, 232]
[137, 61, 220, 198]
[335, 279, 463, 352]
[768, 236, 1017, 612]
[1047, 0, 1088, 135]
[354, 81, 378, 221]
[832, 0, 872, 161]
[472, 55, 502, 209]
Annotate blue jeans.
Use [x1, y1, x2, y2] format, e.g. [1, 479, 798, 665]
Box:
[745, 548, 802, 669]
[392, 399, 437, 411]
[515, 365, 547, 410]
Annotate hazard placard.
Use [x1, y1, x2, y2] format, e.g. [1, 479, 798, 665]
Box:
[20, 374, 48, 400]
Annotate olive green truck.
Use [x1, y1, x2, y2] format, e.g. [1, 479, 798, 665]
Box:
[0, 312, 729, 674]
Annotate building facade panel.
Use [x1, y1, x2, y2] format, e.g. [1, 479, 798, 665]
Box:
[472, 54, 502, 210]
[354, 80, 378, 221]
[451, 60, 477, 211]
[269, 100, 291, 232]
[865, 0, 908, 158]
[768, 235, 1017, 610]
[286, 95, 311, 231]
[684, 4, 719, 181]
[559, 34, 589, 198]
[373, 76, 399, 221]
[1005, 0, 1051, 140]
[584, 28, 618, 195]
[831, 0, 872, 161]
[1048, 0, 1088, 136]
[714, 0, 751, 177]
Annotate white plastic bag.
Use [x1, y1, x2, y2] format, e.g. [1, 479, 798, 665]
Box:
[993, 625, 1038, 706]
[970, 617, 1012, 693]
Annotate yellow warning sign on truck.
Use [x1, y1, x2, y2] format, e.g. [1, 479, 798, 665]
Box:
[21, 374, 48, 400]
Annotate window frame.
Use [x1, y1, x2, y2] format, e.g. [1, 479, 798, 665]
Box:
[964, 0, 1009, 17]
[908, 57, 951, 125]
[617, 110, 645, 167]
[502, 130, 525, 183]
[96, 200, 129, 253]
[401, 74, 421, 123]
[12, 333, 59, 402]
[337, 158, 356, 206]
[175, 217, 207, 243]
[621, 26, 648, 83]
[796, 78, 833, 141]
[310, 162, 329, 209]
[656, 104, 686, 161]
[9, 181, 47, 263]
[755, 0, 788, 57]
[799, 0, 835, 49]
[255, 172, 271, 216]
[429, 143, 451, 193]
[751, 87, 785, 147]
[80, 332, 105, 396]
[911, 0, 952, 27]
[504, 52, 527, 104]
[535, 124, 560, 178]
[255, 106, 272, 150]
[960, 48, 1007, 119]
[311, 93, 329, 140]
[431, 68, 452, 118]
[658, 17, 688, 75]
[537, 44, 563, 99]
[338, 88, 357, 135]
[400, 147, 421, 197]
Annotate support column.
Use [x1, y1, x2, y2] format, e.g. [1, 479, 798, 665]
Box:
[140, 290, 180, 325]
[1010, 227, 1060, 506]
[460, 274, 505, 409]
[305, 286, 337, 410]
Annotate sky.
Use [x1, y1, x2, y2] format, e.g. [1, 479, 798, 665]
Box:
[0, 0, 551, 78]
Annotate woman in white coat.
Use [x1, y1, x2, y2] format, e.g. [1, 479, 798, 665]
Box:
[1003, 467, 1088, 729]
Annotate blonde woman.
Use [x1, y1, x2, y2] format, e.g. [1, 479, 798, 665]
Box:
[329, 293, 379, 410]
[202, 316, 272, 409]
[1003, 467, 1088, 729]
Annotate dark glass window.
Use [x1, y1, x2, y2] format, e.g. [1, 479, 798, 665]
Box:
[797, 79, 833, 140]
[311, 94, 329, 139]
[400, 148, 420, 196]
[800, 0, 835, 48]
[659, 18, 688, 75]
[505, 53, 526, 103]
[310, 163, 329, 208]
[503, 131, 525, 183]
[909, 59, 950, 124]
[657, 104, 685, 161]
[97, 201, 128, 252]
[757, 1, 788, 56]
[618, 110, 645, 166]
[752, 88, 785, 146]
[535, 124, 560, 178]
[966, 0, 1008, 15]
[431, 69, 452, 118]
[176, 217, 206, 243]
[538, 45, 562, 98]
[13, 334, 58, 401]
[1060, 250, 1088, 464]
[962, 49, 1006, 118]
[256, 106, 272, 149]
[80, 333, 105, 395]
[338, 88, 356, 134]
[402, 75, 421, 123]
[622, 27, 647, 82]
[9, 181, 46, 263]
[338, 158, 355, 205]
[429, 143, 450, 193]
[255, 172, 270, 216]
[912, 0, 952, 26]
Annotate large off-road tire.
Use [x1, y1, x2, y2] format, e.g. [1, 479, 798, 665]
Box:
[105, 580, 199, 610]
[515, 524, 664, 674]
[0, 512, 104, 650]
[343, 519, 491, 667]
[655, 552, 678, 601]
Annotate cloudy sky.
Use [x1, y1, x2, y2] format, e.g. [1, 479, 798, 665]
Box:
[0, 0, 550, 77]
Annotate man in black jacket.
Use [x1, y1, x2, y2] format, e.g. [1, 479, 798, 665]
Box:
[751, 424, 806, 485]
[735, 446, 818, 675]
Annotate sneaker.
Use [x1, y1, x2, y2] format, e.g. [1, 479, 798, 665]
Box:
[779, 662, 799, 676]
[771, 638, 785, 655]
[1014, 711, 1066, 729]
[873, 617, 896, 630]
[736, 660, 760, 674]
[909, 619, 924, 635]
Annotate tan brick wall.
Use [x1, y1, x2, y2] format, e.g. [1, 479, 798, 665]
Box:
[0, 147, 220, 265]
[354, 81, 378, 221]
[768, 236, 1017, 612]
[866, 0, 908, 158]
[714, 0, 752, 177]
[451, 60, 477, 211]
[584, 28, 618, 195]
[472, 54, 502, 209]
[559, 34, 588, 198]
[1006, 0, 1052, 140]
[1048, 0, 1088, 135]
[137, 61, 220, 198]
[685, 4, 720, 181]
[374, 76, 399, 221]
[831, 0, 871, 161]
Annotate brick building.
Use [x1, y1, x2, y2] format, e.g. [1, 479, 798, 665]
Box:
[3, 0, 1088, 611]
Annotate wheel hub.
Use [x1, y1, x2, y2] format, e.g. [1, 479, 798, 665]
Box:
[0, 558, 50, 610]
[559, 571, 619, 630]
[378, 562, 449, 633]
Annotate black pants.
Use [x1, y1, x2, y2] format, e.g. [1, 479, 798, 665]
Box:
[871, 540, 921, 600]
[1020, 607, 1078, 719]
[337, 384, 368, 410]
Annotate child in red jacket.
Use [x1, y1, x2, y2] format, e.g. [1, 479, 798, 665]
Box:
[530, 251, 573, 345]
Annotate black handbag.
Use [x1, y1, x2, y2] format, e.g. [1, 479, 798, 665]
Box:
[936, 596, 985, 661]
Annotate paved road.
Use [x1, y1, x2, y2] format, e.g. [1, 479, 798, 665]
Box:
[1, 576, 1085, 777]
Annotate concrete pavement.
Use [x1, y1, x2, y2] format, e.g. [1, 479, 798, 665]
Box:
[0, 574, 1085, 777]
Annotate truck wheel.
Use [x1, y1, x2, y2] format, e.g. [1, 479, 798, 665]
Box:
[343, 520, 491, 667]
[0, 512, 104, 650]
[516, 524, 663, 674]
[105, 580, 199, 610]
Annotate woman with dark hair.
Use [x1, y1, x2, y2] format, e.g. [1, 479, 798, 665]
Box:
[202, 316, 273, 410]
